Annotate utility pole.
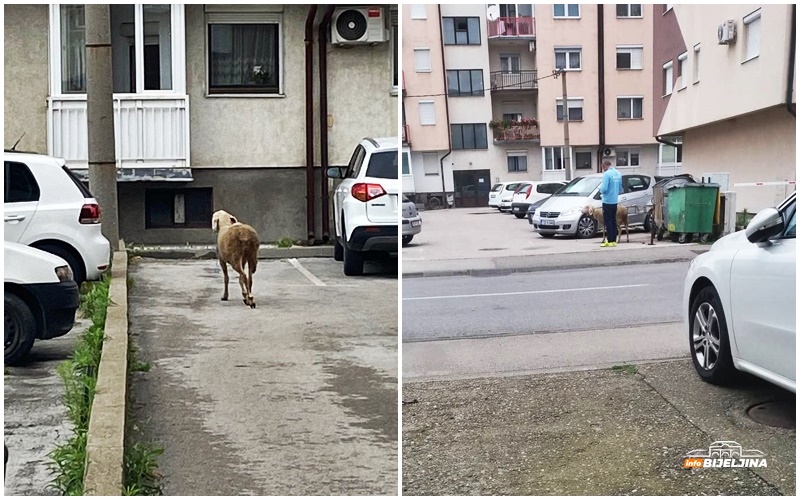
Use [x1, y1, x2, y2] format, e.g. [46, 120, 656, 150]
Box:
[557, 68, 572, 181]
[86, 4, 120, 248]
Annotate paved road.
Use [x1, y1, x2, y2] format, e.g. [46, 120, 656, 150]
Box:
[403, 261, 689, 342]
[128, 257, 397, 495]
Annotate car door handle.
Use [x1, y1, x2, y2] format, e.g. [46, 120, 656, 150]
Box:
[4, 215, 26, 223]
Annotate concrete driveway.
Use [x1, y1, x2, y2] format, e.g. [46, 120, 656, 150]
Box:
[128, 256, 397, 495]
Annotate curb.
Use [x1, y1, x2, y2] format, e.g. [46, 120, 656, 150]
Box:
[83, 251, 128, 495]
[402, 253, 706, 279]
[129, 245, 333, 260]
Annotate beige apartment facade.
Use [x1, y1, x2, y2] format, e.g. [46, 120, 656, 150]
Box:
[654, 4, 796, 212]
[5, 4, 398, 244]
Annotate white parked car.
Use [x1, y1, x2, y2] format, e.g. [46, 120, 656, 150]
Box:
[327, 137, 398, 276]
[497, 181, 536, 211]
[4, 241, 80, 364]
[4, 151, 110, 284]
[683, 192, 796, 393]
[531, 173, 654, 238]
[510, 181, 567, 219]
[490, 182, 522, 210]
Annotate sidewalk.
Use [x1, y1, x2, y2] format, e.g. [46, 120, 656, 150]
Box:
[403, 207, 707, 277]
[128, 243, 333, 260]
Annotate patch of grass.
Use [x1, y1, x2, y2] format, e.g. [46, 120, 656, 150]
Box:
[130, 360, 151, 373]
[277, 237, 293, 248]
[48, 277, 110, 495]
[123, 442, 164, 495]
[736, 209, 754, 231]
[611, 364, 638, 375]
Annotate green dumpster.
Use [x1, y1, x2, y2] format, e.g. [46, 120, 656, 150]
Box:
[666, 184, 719, 241]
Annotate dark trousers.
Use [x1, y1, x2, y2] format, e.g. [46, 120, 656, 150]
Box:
[603, 203, 618, 243]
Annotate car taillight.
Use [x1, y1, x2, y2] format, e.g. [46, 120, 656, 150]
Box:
[525, 186, 533, 199]
[79, 203, 101, 224]
[351, 183, 387, 202]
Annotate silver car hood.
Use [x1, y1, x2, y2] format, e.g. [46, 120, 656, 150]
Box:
[537, 194, 599, 213]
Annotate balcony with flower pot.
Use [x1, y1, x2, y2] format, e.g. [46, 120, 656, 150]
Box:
[489, 118, 540, 143]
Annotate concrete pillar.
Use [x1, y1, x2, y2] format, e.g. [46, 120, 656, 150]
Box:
[86, 4, 120, 248]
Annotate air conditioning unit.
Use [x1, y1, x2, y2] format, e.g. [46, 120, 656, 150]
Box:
[331, 7, 388, 46]
[718, 20, 736, 45]
[602, 147, 616, 157]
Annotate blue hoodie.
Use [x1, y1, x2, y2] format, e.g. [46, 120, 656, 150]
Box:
[600, 167, 623, 204]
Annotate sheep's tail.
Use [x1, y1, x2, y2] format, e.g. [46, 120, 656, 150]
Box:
[240, 234, 259, 275]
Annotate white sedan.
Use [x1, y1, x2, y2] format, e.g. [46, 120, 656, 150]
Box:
[683, 192, 796, 393]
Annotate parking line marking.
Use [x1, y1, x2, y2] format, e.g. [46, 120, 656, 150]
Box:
[403, 283, 648, 301]
[288, 258, 327, 287]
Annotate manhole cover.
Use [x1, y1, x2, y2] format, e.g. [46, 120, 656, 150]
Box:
[746, 400, 796, 429]
[478, 248, 507, 252]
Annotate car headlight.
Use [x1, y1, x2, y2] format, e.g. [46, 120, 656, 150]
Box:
[55, 265, 73, 282]
[562, 205, 584, 217]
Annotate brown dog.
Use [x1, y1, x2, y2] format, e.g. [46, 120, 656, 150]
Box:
[583, 205, 629, 243]
[212, 210, 260, 308]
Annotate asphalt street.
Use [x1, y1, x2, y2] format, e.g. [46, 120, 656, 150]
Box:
[128, 257, 397, 495]
[403, 261, 689, 342]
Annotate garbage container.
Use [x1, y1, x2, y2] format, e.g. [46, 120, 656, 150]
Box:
[649, 174, 697, 241]
[666, 184, 720, 243]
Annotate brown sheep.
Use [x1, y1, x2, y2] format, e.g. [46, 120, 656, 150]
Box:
[212, 210, 260, 308]
[582, 204, 629, 243]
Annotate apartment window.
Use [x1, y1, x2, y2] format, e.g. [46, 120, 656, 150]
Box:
[419, 101, 436, 125]
[207, 15, 281, 94]
[693, 44, 700, 83]
[743, 10, 761, 62]
[414, 49, 432, 72]
[503, 113, 523, 122]
[556, 98, 584, 121]
[422, 152, 440, 176]
[442, 17, 481, 45]
[499, 4, 533, 17]
[447, 69, 484, 96]
[145, 188, 213, 229]
[615, 149, 640, 167]
[617, 97, 643, 119]
[616, 4, 642, 18]
[677, 52, 688, 90]
[409, 4, 427, 20]
[555, 47, 582, 70]
[60, 5, 86, 93]
[507, 152, 528, 172]
[662, 61, 673, 96]
[553, 4, 580, 18]
[616, 46, 643, 70]
[451, 124, 488, 150]
[575, 150, 593, 170]
[500, 54, 521, 73]
[544, 147, 565, 171]
[659, 137, 683, 165]
[402, 152, 411, 175]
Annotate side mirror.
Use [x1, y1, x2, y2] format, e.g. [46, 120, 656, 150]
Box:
[593, 192, 602, 200]
[745, 207, 784, 243]
[326, 167, 345, 179]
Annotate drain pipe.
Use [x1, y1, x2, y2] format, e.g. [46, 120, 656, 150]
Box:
[596, 4, 606, 172]
[304, 5, 318, 243]
[787, 4, 796, 117]
[319, 5, 335, 242]
[656, 136, 680, 148]
[438, 4, 452, 207]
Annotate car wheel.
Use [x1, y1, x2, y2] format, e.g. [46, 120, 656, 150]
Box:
[5, 292, 36, 366]
[514, 213, 526, 219]
[34, 243, 85, 285]
[689, 285, 738, 385]
[576, 215, 596, 239]
[402, 235, 413, 246]
[644, 210, 654, 233]
[334, 238, 344, 262]
[343, 245, 365, 276]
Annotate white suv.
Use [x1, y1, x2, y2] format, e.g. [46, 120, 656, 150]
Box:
[327, 137, 398, 276]
[4, 151, 111, 284]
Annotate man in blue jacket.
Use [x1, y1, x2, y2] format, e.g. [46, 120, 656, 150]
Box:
[599, 159, 623, 247]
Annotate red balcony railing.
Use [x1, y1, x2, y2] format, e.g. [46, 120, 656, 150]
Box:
[488, 16, 536, 38]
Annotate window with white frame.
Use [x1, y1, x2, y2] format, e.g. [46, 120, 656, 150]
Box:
[207, 11, 282, 94]
[556, 98, 584, 121]
[544, 147, 565, 171]
[414, 48, 432, 72]
[555, 47, 582, 70]
[677, 52, 688, 89]
[693, 44, 700, 83]
[500, 54, 521, 73]
[616, 4, 642, 18]
[60, 5, 86, 93]
[659, 137, 683, 165]
[419, 101, 436, 125]
[663, 61, 673, 96]
[553, 4, 580, 18]
[409, 4, 427, 20]
[744, 10, 761, 62]
[422, 152, 440, 175]
[503, 112, 523, 122]
[499, 4, 533, 18]
[617, 97, 643, 119]
[616, 46, 643, 70]
[507, 152, 528, 172]
[402, 151, 411, 175]
[615, 148, 640, 167]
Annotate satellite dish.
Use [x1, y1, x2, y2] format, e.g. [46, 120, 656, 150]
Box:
[487, 5, 499, 21]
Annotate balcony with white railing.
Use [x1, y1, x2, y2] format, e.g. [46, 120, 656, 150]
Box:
[488, 17, 536, 39]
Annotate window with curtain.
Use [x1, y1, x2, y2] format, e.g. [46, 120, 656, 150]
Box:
[617, 97, 643, 119]
[61, 5, 86, 93]
[507, 154, 528, 172]
[555, 48, 582, 70]
[553, 4, 580, 18]
[544, 147, 565, 170]
[208, 22, 280, 94]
